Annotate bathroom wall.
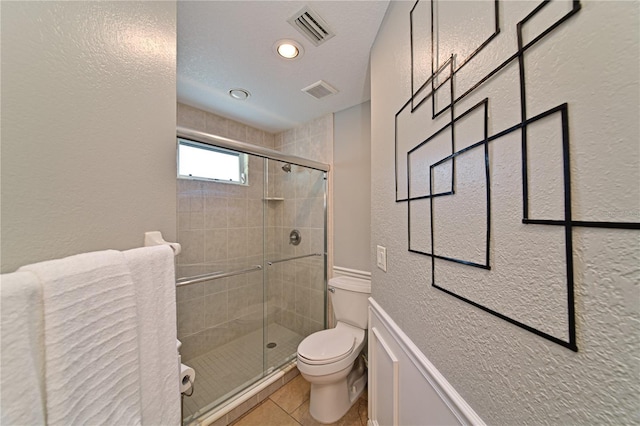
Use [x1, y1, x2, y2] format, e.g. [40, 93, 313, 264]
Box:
[333, 102, 372, 273]
[370, 1, 639, 424]
[0, 1, 177, 273]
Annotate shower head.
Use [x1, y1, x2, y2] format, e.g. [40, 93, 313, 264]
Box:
[282, 163, 292, 173]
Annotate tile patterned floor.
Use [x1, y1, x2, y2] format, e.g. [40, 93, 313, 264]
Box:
[231, 375, 368, 426]
[182, 324, 303, 423]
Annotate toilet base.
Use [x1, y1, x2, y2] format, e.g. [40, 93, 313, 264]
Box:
[308, 358, 367, 424]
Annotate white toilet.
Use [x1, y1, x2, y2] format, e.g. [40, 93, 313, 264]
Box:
[296, 276, 371, 424]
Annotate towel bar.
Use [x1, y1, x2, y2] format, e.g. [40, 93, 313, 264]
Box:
[266, 252, 323, 266]
[176, 265, 263, 287]
[144, 231, 181, 255]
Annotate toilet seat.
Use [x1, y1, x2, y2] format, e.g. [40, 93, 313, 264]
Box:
[298, 328, 356, 365]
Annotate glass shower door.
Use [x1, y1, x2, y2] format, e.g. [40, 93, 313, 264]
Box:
[263, 159, 327, 372]
[175, 150, 266, 422]
[174, 140, 328, 425]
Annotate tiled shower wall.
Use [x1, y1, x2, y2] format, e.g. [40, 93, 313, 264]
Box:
[272, 115, 334, 335]
[176, 103, 333, 361]
[176, 103, 275, 361]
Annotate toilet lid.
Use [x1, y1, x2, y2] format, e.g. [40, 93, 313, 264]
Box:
[298, 329, 356, 364]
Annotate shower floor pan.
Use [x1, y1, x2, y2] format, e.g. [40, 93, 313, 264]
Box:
[182, 323, 303, 423]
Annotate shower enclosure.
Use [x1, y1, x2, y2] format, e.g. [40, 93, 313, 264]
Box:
[174, 127, 328, 424]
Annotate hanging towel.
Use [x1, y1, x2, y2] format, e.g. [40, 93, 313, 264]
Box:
[19, 250, 142, 426]
[123, 245, 181, 426]
[0, 271, 46, 425]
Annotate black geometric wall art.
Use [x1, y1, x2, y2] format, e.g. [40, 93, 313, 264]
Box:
[407, 98, 490, 269]
[395, 0, 640, 352]
[396, 57, 454, 202]
[410, 0, 500, 114]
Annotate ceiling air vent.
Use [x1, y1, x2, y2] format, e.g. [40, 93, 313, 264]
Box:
[302, 80, 338, 99]
[287, 6, 335, 47]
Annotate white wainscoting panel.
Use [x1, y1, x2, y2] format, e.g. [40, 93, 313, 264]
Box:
[370, 326, 399, 426]
[333, 266, 372, 280]
[368, 298, 485, 426]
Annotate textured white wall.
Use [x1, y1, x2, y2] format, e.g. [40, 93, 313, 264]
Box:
[334, 102, 372, 273]
[371, 1, 639, 424]
[1, 2, 177, 273]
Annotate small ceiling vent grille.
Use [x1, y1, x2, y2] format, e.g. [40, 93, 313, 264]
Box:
[287, 6, 335, 47]
[302, 80, 338, 99]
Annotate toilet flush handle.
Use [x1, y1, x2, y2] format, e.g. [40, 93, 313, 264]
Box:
[328, 287, 335, 293]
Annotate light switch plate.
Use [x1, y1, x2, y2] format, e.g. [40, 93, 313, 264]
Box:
[376, 245, 387, 272]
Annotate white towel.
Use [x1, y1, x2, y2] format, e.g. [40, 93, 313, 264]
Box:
[20, 250, 142, 426]
[0, 271, 46, 426]
[123, 245, 180, 426]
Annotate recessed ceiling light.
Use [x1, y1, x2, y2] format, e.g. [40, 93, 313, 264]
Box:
[273, 39, 304, 60]
[229, 88, 250, 100]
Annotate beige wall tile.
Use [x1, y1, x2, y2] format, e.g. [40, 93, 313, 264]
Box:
[177, 103, 205, 130]
[228, 120, 247, 141]
[189, 211, 204, 230]
[228, 286, 249, 319]
[177, 230, 205, 264]
[204, 277, 228, 295]
[309, 262, 325, 291]
[177, 212, 190, 230]
[204, 197, 228, 228]
[247, 200, 263, 228]
[177, 297, 205, 336]
[205, 293, 228, 327]
[204, 113, 228, 136]
[205, 229, 228, 262]
[295, 262, 311, 287]
[220, 181, 245, 199]
[227, 198, 248, 228]
[176, 282, 204, 303]
[295, 286, 310, 316]
[295, 199, 312, 228]
[201, 323, 235, 354]
[246, 127, 264, 146]
[309, 289, 324, 324]
[282, 128, 295, 145]
[246, 227, 263, 257]
[274, 133, 284, 149]
[294, 228, 311, 256]
[263, 133, 276, 149]
[227, 228, 248, 259]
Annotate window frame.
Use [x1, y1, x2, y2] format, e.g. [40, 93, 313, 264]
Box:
[177, 138, 248, 185]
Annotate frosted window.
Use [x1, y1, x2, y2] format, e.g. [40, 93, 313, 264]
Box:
[178, 139, 247, 184]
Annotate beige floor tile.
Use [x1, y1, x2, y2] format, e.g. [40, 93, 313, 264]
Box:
[269, 374, 311, 414]
[290, 399, 324, 426]
[290, 394, 368, 426]
[232, 399, 300, 426]
[356, 397, 368, 426]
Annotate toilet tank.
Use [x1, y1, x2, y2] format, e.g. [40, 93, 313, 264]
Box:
[329, 276, 371, 329]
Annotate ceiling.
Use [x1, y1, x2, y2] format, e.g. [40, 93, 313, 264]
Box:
[177, 1, 390, 134]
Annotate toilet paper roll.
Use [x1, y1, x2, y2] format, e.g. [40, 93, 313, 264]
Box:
[180, 363, 196, 394]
